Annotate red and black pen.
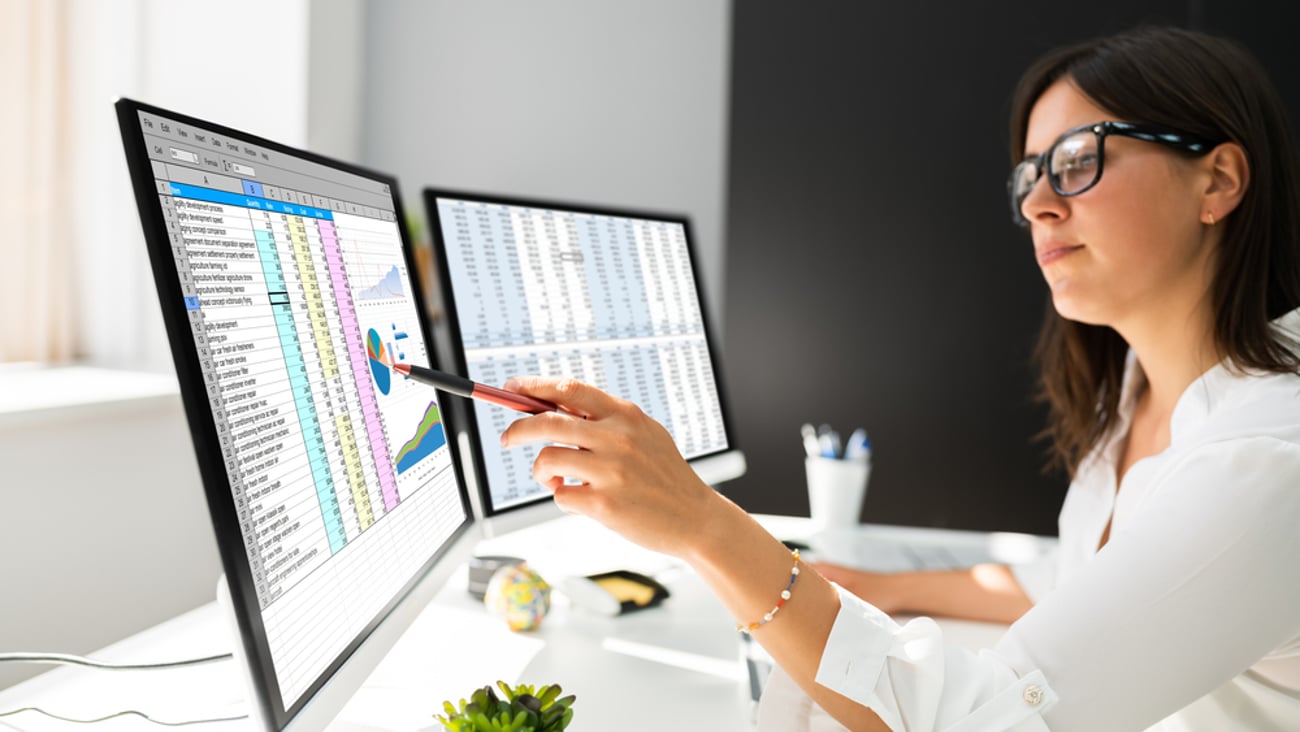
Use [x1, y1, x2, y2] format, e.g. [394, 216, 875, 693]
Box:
[391, 363, 561, 415]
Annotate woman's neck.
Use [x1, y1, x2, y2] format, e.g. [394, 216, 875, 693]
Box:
[1117, 305, 1219, 419]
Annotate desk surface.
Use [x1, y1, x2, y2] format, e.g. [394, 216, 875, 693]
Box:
[0, 516, 1051, 731]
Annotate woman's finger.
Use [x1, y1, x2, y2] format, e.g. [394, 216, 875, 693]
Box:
[503, 376, 621, 420]
[531, 449, 614, 520]
[501, 409, 596, 450]
[532, 444, 595, 486]
[550, 480, 597, 516]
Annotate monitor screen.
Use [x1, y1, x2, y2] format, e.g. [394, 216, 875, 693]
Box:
[425, 190, 741, 518]
[115, 99, 474, 729]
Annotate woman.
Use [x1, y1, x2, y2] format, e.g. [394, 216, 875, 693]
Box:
[500, 27, 1300, 730]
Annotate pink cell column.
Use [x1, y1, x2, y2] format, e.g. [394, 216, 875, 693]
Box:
[320, 220, 401, 511]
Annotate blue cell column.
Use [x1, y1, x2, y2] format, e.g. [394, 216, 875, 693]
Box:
[255, 228, 286, 292]
[254, 228, 347, 554]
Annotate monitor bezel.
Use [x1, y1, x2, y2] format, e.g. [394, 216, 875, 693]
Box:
[115, 98, 475, 729]
[423, 187, 740, 518]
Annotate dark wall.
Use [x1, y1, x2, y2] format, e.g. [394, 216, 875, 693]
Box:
[718, 2, 1296, 534]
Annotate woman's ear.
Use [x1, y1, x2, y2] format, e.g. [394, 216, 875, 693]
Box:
[1202, 142, 1249, 222]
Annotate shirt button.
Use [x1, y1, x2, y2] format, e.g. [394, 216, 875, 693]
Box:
[1023, 684, 1044, 706]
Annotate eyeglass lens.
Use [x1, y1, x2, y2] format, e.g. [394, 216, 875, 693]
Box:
[1050, 130, 1100, 194]
[1010, 128, 1101, 224]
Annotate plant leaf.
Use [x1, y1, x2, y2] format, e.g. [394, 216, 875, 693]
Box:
[438, 681, 572, 732]
[536, 684, 560, 707]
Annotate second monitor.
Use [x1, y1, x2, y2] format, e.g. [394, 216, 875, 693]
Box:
[425, 190, 744, 524]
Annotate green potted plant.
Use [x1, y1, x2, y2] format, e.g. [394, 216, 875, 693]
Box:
[435, 680, 575, 732]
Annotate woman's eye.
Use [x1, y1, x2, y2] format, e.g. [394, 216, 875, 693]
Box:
[1059, 153, 1097, 171]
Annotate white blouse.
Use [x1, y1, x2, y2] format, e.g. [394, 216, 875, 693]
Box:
[757, 309, 1300, 731]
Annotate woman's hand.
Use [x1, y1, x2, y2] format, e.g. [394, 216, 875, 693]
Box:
[498, 376, 725, 560]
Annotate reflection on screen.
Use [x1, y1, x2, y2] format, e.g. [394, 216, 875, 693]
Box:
[139, 110, 464, 708]
[435, 197, 729, 511]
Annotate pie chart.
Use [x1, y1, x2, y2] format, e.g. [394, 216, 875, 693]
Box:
[366, 328, 390, 395]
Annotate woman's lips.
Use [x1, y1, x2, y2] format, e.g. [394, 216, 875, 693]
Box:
[1037, 244, 1084, 266]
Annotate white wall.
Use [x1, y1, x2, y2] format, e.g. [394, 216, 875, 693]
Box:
[359, 0, 733, 327]
[308, 0, 366, 162]
[0, 372, 215, 691]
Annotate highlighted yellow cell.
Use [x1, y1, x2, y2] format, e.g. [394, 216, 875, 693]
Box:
[288, 215, 339, 379]
[336, 414, 375, 530]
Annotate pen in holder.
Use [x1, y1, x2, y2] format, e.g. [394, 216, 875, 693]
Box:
[805, 455, 871, 530]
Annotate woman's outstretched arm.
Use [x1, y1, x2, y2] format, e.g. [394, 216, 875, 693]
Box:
[813, 562, 1034, 625]
[499, 377, 888, 730]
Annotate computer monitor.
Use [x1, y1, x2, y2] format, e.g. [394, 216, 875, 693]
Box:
[115, 98, 481, 731]
[424, 190, 745, 535]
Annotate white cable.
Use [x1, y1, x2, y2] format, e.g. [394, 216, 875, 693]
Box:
[0, 651, 244, 726]
[0, 651, 232, 670]
[0, 706, 247, 727]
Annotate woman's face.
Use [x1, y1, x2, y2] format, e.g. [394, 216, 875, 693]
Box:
[1020, 80, 1214, 329]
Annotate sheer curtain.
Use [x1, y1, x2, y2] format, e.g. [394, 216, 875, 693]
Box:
[1, 0, 321, 372]
[0, 0, 77, 364]
[0, 0, 161, 369]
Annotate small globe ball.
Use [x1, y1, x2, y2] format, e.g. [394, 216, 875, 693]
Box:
[484, 562, 551, 631]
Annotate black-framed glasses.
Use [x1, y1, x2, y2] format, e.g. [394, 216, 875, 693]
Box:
[1008, 120, 1219, 227]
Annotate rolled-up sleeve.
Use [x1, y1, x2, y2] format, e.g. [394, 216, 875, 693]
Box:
[814, 586, 1057, 731]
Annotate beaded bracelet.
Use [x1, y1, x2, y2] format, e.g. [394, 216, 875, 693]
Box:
[737, 549, 800, 634]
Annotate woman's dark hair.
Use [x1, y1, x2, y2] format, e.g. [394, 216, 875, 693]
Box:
[1010, 26, 1300, 477]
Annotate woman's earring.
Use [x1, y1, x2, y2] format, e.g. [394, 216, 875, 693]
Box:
[1205, 211, 1216, 226]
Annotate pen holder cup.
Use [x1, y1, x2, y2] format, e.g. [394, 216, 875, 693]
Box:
[805, 456, 871, 530]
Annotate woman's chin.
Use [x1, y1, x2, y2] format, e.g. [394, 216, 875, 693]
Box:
[1050, 291, 1108, 326]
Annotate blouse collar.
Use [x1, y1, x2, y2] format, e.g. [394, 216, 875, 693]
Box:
[1116, 306, 1300, 444]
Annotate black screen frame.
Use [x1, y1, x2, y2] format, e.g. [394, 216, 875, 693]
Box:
[115, 98, 475, 729]
[423, 188, 739, 518]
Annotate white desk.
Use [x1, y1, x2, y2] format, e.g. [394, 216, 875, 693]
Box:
[0, 516, 1053, 731]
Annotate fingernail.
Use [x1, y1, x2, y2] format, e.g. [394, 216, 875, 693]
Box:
[502, 378, 518, 391]
[500, 432, 509, 448]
